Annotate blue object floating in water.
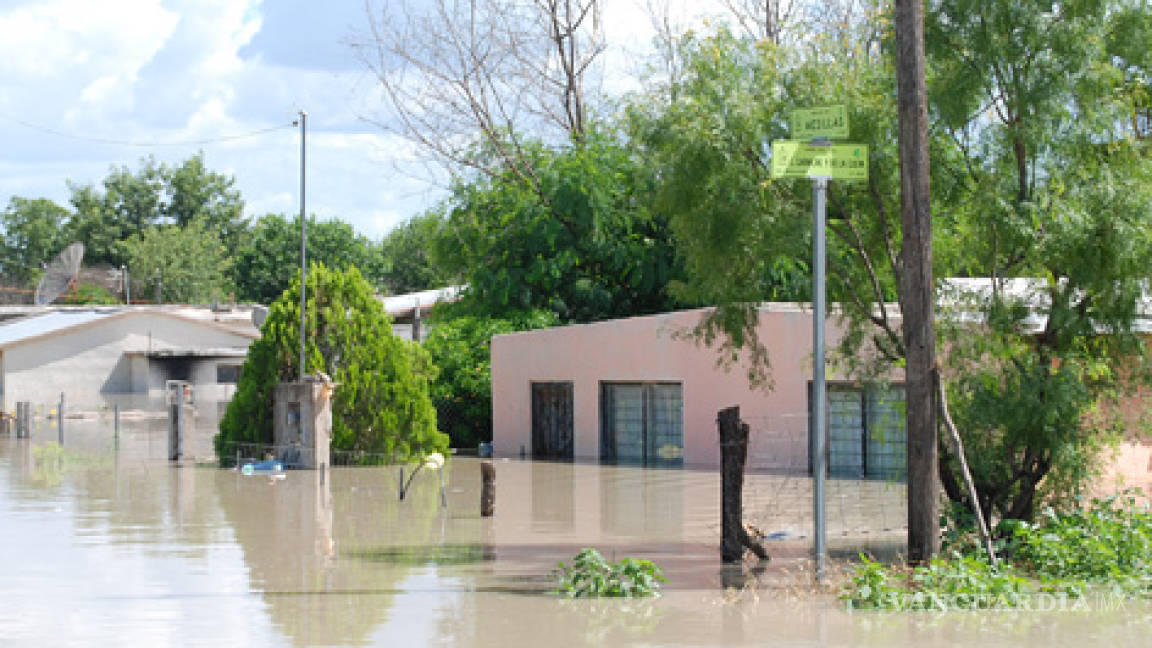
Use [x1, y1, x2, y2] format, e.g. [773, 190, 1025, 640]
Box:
[241, 460, 284, 475]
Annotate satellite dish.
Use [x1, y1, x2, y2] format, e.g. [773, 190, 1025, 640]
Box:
[35, 243, 85, 306]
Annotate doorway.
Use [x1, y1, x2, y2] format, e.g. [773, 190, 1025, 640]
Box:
[531, 382, 573, 460]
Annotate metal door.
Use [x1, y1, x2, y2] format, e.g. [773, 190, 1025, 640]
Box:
[531, 382, 573, 460]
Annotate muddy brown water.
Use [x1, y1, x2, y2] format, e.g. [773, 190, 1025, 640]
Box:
[1, 416, 1149, 647]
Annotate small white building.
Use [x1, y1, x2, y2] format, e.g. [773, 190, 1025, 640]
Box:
[0, 307, 259, 410]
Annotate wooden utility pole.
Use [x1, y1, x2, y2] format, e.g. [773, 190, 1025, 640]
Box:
[894, 0, 939, 563]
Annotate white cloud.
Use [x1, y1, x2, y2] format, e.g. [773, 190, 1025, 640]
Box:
[0, 0, 728, 242]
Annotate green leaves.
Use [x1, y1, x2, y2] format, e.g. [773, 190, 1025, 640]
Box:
[215, 264, 448, 463]
[121, 219, 231, 304]
[848, 493, 1152, 609]
[422, 310, 556, 448]
[433, 130, 684, 323]
[553, 548, 666, 598]
[231, 213, 378, 304]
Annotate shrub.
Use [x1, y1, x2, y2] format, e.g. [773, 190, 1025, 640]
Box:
[554, 548, 666, 598]
[216, 264, 448, 463]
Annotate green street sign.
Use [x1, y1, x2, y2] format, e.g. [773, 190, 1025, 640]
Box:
[770, 140, 868, 181]
[791, 105, 849, 140]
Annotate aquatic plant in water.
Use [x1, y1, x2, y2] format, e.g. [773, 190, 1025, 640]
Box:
[554, 548, 666, 598]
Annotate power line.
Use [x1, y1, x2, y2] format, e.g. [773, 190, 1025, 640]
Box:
[0, 112, 295, 147]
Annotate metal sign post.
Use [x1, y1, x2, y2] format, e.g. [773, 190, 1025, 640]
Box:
[811, 175, 828, 582]
[770, 105, 868, 582]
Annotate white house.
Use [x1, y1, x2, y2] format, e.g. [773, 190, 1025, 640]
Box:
[0, 307, 259, 410]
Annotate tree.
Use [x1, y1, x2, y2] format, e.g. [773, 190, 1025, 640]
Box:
[216, 264, 447, 462]
[894, 0, 938, 563]
[356, 0, 605, 186]
[377, 211, 454, 295]
[629, 23, 900, 384]
[423, 310, 556, 448]
[433, 130, 684, 323]
[232, 214, 377, 304]
[162, 154, 247, 249]
[121, 219, 231, 304]
[926, 0, 1152, 524]
[0, 197, 72, 285]
[68, 154, 246, 266]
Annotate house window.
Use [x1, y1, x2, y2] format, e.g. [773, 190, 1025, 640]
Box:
[600, 382, 683, 467]
[216, 364, 242, 384]
[809, 383, 906, 481]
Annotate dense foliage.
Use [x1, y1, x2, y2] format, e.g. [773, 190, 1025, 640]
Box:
[628, 2, 1152, 522]
[844, 493, 1152, 609]
[376, 212, 453, 295]
[121, 219, 231, 304]
[215, 265, 447, 463]
[1, 154, 383, 306]
[231, 213, 378, 304]
[433, 131, 685, 323]
[423, 310, 556, 448]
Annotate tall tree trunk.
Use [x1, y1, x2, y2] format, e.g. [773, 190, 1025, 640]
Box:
[894, 0, 939, 564]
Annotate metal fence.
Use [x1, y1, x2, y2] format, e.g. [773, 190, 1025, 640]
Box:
[741, 413, 909, 559]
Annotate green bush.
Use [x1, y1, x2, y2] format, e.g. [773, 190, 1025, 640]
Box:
[845, 493, 1152, 610]
[215, 264, 448, 463]
[62, 283, 116, 304]
[1011, 493, 1152, 591]
[843, 554, 1050, 611]
[423, 310, 555, 448]
[554, 548, 666, 598]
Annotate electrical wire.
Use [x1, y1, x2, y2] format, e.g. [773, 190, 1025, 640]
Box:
[0, 112, 295, 147]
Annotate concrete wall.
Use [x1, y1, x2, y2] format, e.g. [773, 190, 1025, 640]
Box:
[491, 306, 877, 470]
[1, 312, 254, 410]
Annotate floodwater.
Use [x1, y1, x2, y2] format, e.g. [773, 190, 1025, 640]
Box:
[1, 414, 1150, 647]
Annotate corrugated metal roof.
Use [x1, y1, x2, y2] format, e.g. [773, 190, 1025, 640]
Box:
[0, 310, 117, 348]
[380, 285, 465, 315]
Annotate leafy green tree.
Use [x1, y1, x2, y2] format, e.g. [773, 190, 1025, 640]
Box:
[376, 211, 454, 294]
[67, 154, 246, 266]
[0, 197, 72, 284]
[121, 219, 231, 303]
[633, 6, 1152, 524]
[216, 264, 447, 462]
[926, 0, 1152, 522]
[629, 24, 903, 384]
[162, 154, 247, 249]
[232, 214, 377, 304]
[423, 310, 556, 448]
[434, 130, 684, 323]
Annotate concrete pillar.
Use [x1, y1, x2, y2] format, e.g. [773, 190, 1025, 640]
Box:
[273, 376, 336, 471]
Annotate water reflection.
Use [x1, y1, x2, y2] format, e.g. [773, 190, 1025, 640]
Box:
[2, 431, 1151, 647]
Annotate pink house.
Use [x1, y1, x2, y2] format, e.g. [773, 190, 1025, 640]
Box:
[491, 303, 1152, 494]
[491, 305, 909, 478]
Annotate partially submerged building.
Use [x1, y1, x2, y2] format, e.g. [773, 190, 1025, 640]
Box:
[491, 305, 908, 478]
[0, 306, 259, 410]
[491, 296, 1152, 490]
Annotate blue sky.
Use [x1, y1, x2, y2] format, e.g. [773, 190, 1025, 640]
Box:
[0, 0, 716, 239]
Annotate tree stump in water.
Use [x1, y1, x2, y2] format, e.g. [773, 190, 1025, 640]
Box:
[480, 460, 496, 517]
[718, 406, 769, 563]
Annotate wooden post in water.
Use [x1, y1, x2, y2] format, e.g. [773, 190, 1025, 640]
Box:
[58, 393, 64, 445]
[480, 460, 496, 517]
[718, 406, 768, 563]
